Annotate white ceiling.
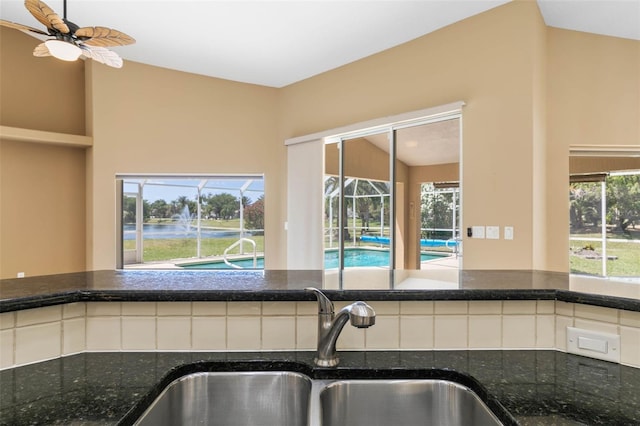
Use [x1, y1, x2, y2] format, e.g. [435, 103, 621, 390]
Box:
[365, 119, 460, 167]
[1, 0, 638, 88]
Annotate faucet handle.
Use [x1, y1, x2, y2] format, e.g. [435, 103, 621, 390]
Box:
[305, 287, 334, 315]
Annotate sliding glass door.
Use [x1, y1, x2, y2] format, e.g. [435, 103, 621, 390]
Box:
[323, 113, 461, 289]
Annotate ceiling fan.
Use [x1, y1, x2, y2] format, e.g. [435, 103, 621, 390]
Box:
[0, 0, 135, 68]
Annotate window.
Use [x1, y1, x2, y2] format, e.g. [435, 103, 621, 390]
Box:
[569, 171, 640, 277]
[116, 175, 264, 270]
[420, 182, 460, 261]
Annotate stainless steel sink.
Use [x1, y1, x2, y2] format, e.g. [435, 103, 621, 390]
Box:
[133, 372, 505, 426]
[318, 379, 503, 426]
[134, 371, 312, 426]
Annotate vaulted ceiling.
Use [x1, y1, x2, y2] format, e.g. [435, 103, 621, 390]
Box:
[1, 0, 638, 87]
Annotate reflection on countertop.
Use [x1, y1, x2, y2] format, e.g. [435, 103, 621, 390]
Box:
[1, 269, 638, 313]
[569, 274, 640, 300]
[1, 350, 638, 426]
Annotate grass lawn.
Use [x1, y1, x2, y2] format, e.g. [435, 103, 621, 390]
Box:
[570, 225, 639, 276]
[570, 240, 640, 276]
[124, 236, 264, 262]
[127, 218, 264, 263]
[570, 226, 640, 241]
[128, 223, 638, 275]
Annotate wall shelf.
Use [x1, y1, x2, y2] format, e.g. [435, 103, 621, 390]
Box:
[0, 125, 92, 148]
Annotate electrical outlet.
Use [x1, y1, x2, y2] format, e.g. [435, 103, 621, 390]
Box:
[17, 272, 25, 278]
[567, 327, 620, 363]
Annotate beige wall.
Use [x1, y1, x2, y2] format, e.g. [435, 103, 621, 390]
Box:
[325, 138, 391, 181]
[0, 28, 86, 134]
[85, 61, 281, 269]
[531, 6, 548, 271]
[1, 1, 638, 277]
[280, 2, 638, 271]
[280, 1, 543, 269]
[546, 28, 640, 271]
[0, 28, 86, 279]
[0, 141, 86, 277]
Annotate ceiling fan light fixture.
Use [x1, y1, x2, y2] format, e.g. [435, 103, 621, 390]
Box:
[45, 39, 82, 61]
[3, 0, 134, 68]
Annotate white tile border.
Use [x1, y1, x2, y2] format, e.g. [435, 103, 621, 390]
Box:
[1, 301, 639, 370]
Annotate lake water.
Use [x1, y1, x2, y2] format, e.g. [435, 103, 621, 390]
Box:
[123, 224, 243, 240]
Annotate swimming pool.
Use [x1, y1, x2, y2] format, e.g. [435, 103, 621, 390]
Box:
[180, 248, 449, 269]
[360, 235, 459, 249]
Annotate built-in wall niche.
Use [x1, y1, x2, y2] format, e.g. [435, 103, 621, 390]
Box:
[0, 126, 91, 279]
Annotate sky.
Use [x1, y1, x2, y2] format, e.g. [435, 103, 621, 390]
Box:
[122, 178, 264, 203]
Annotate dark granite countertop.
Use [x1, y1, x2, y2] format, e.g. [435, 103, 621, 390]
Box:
[1, 270, 639, 313]
[1, 350, 638, 425]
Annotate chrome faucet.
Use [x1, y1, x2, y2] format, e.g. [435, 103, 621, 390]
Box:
[305, 287, 376, 367]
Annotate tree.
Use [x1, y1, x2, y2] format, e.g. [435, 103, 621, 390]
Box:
[569, 183, 601, 231]
[199, 193, 213, 219]
[149, 199, 169, 218]
[122, 196, 151, 223]
[569, 174, 639, 233]
[421, 184, 458, 239]
[175, 195, 197, 217]
[206, 193, 239, 220]
[368, 181, 391, 228]
[122, 196, 137, 224]
[606, 174, 640, 233]
[142, 199, 151, 221]
[357, 197, 372, 230]
[244, 196, 264, 231]
[324, 176, 340, 227]
[241, 195, 252, 208]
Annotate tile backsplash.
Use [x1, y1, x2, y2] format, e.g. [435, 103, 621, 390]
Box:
[1, 300, 638, 370]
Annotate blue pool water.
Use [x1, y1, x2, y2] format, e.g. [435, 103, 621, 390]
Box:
[360, 235, 459, 248]
[181, 249, 448, 269]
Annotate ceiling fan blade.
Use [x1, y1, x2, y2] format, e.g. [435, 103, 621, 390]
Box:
[0, 19, 49, 36]
[76, 26, 135, 47]
[25, 0, 69, 34]
[80, 45, 123, 68]
[33, 42, 51, 57]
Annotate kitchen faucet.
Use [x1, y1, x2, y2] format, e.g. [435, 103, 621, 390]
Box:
[305, 287, 376, 367]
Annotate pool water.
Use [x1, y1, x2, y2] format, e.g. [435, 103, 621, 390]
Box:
[181, 249, 448, 269]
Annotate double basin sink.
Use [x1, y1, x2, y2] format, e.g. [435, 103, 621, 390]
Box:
[133, 371, 505, 426]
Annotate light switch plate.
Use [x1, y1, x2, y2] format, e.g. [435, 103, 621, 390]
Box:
[567, 327, 620, 363]
[471, 226, 485, 239]
[504, 226, 514, 240]
[486, 226, 499, 239]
